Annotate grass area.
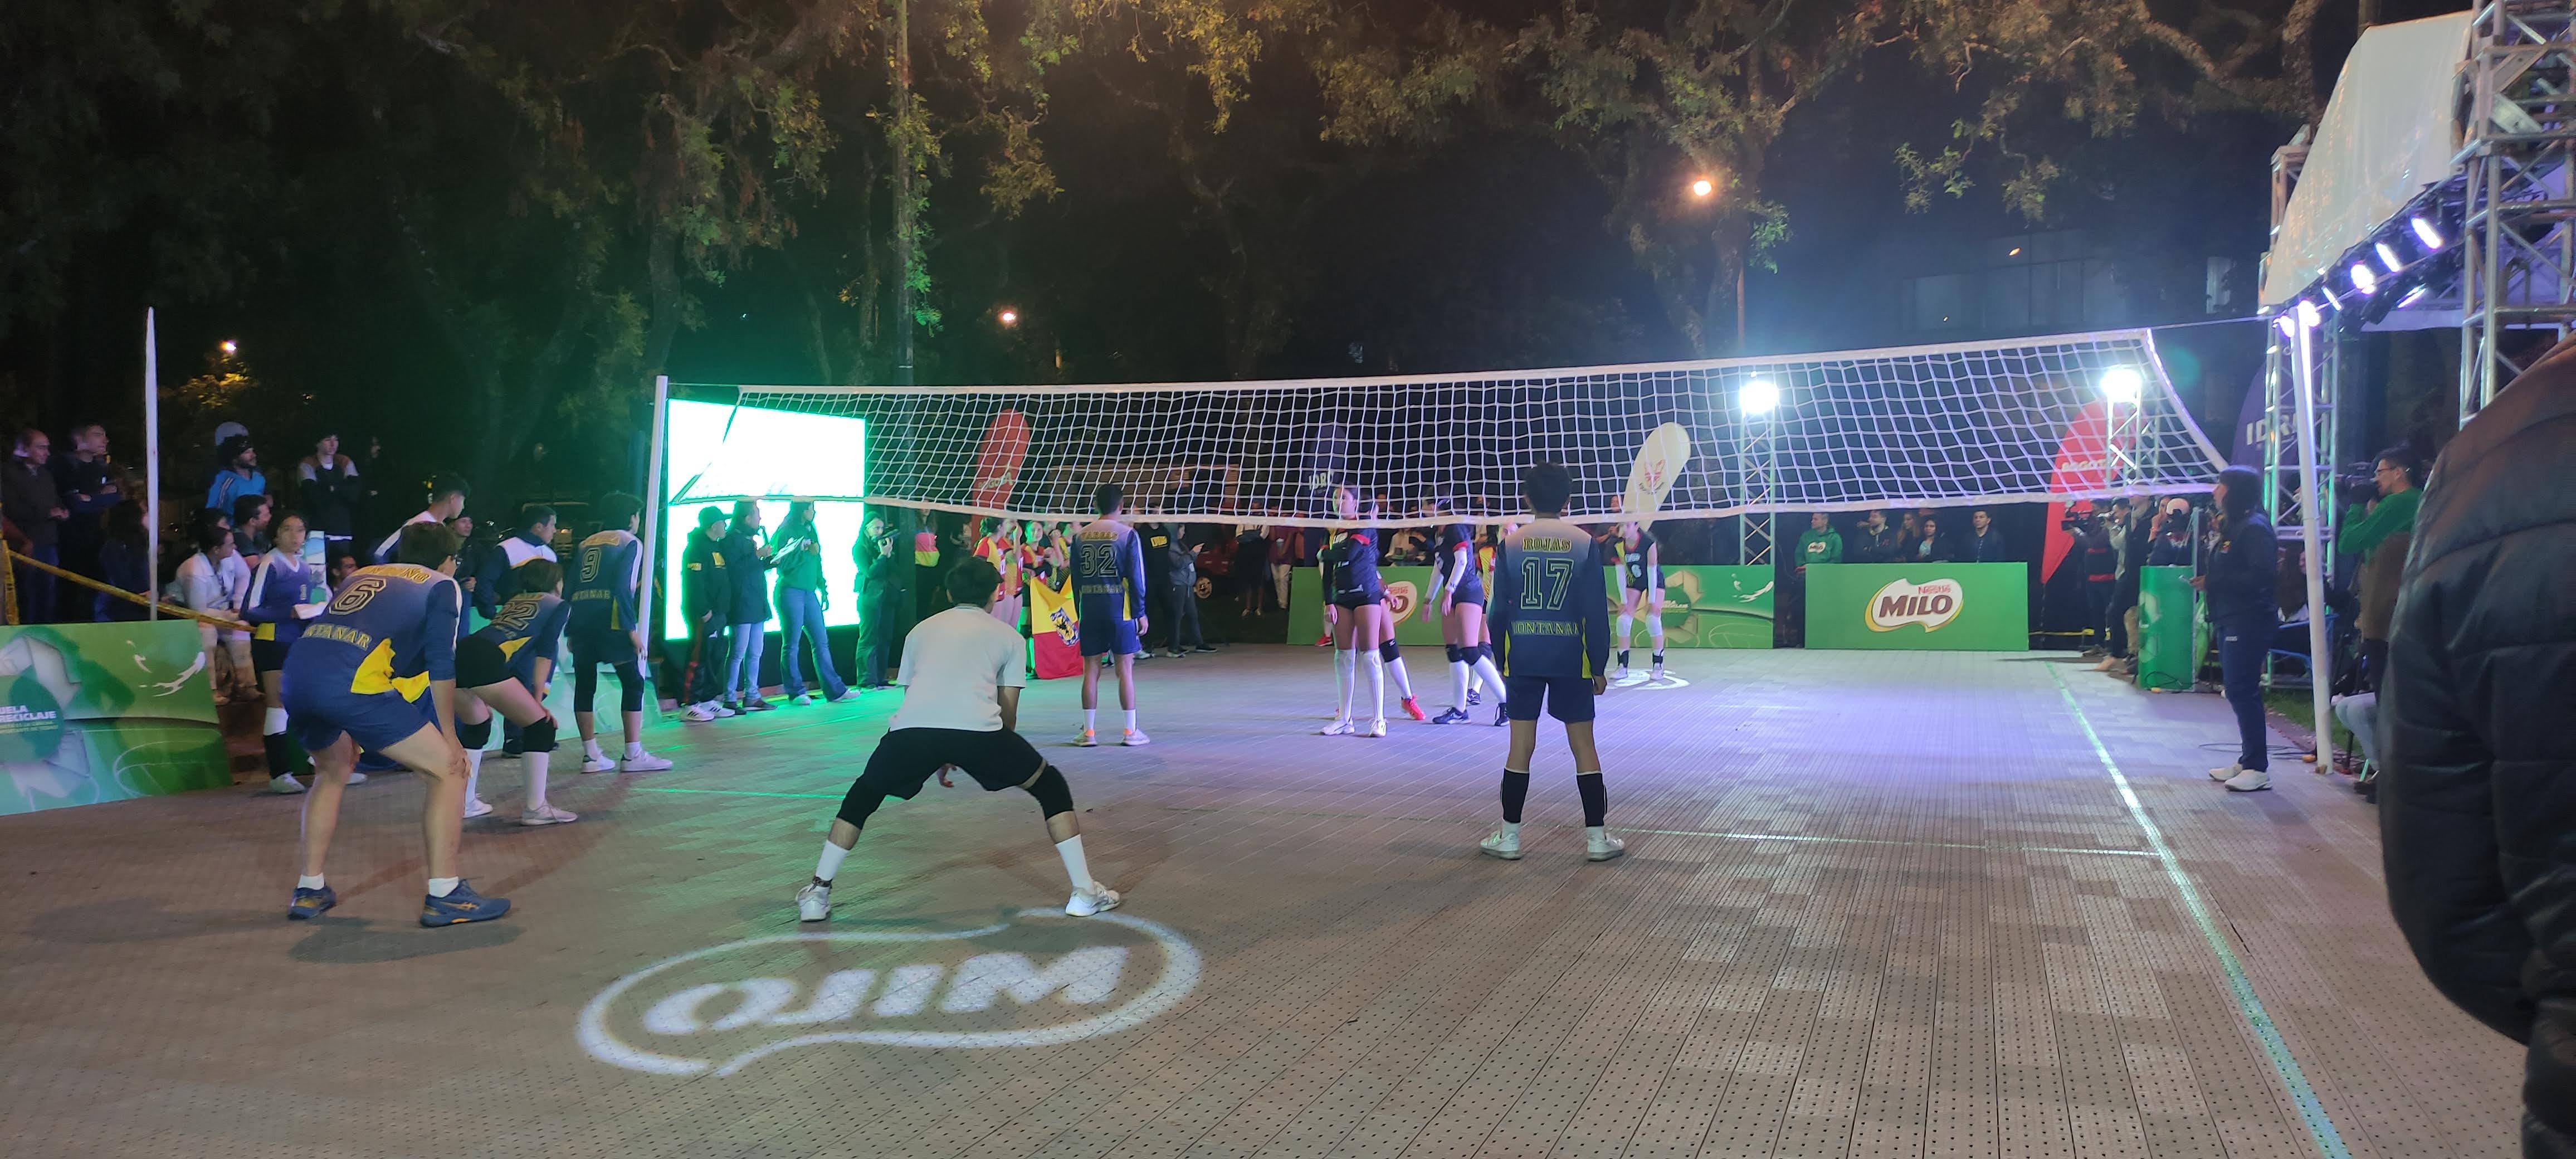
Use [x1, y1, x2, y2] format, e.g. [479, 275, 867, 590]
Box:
[2264, 687, 2355, 752]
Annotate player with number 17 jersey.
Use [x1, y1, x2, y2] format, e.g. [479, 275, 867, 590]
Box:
[1491, 518, 1610, 686]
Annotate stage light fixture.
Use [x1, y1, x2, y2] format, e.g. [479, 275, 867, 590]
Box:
[2296, 299, 2323, 329]
[2397, 285, 2431, 308]
[2412, 216, 2445, 250]
[1739, 378, 1780, 416]
[2273, 313, 2297, 338]
[2376, 241, 2403, 273]
[2349, 264, 2378, 295]
[2099, 367, 2143, 405]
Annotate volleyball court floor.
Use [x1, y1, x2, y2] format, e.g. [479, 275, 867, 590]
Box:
[0, 646, 2524, 1158]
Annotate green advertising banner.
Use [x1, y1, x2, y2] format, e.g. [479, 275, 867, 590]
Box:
[2135, 565, 2202, 691]
[0, 621, 230, 817]
[1803, 563, 2030, 651]
[1285, 564, 1773, 649]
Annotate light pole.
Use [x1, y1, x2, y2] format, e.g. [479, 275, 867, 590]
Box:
[1738, 378, 1779, 565]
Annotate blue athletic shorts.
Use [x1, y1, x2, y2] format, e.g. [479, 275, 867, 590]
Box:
[1504, 674, 1596, 724]
[282, 674, 437, 754]
[1078, 612, 1141, 658]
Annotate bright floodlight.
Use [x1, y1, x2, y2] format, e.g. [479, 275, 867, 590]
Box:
[2099, 366, 2143, 406]
[2411, 216, 2445, 250]
[2295, 299, 2323, 329]
[2273, 313, 2297, 338]
[2375, 241, 2403, 273]
[2397, 284, 2431, 308]
[218, 340, 238, 356]
[1739, 378, 1779, 416]
[997, 307, 1020, 327]
[2349, 263, 2378, 295]
[1690, 177, 1714, 198]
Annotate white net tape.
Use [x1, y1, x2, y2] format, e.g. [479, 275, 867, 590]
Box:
[681, 328, 2224, 527]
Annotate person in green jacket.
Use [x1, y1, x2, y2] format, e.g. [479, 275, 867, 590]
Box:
[772, 500, 852, 705]
[1794, 513, 1842, 574]
[2339, 446, 2423, 689]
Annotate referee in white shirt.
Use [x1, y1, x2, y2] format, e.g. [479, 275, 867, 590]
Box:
[793, 557, 1122, 923]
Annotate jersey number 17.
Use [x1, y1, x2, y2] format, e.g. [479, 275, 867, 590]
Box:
[1519, 558, 1572, 611]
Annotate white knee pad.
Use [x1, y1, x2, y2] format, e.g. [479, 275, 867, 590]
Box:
[262, 708, 289, 736]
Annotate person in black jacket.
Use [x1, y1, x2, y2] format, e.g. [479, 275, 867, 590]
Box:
[2193, 465, 2278, 792]
[856, 515, 908, 689]
[678, 506, 734, 719]
[718, 498, 778, 712]
[1845, 509, 1898, 562]
[2380, 337, 2576, 1159]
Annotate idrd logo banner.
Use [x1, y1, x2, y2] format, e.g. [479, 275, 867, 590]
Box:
[580, 910, 1200, 1075]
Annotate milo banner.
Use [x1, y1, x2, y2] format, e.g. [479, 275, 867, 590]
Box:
[1286, 565, 1773, 649]
[1803, 563, 2030, 651]
[0, 620, 230, 817]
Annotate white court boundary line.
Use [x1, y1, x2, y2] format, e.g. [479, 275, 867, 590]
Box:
[2047, 663, 2351, 1159]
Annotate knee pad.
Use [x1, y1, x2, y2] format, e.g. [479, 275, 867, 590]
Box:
[519, 715, 559, 753]
[1023, 764, 1076, 818]
[1379, 639, 1402, 664]
[456, 714, 493, 750]
[262, 707, 288, 736]
[1445, 645, 1463, 664]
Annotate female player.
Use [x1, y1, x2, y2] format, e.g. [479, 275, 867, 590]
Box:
[453, 559, 577, 825]
[1319, 488, 1391, 736]
[974, 517, 1027, 630]
[243, 512, 332, 793]
[1613, 520, 1664, 681]
[1418, 498, 1507, 724]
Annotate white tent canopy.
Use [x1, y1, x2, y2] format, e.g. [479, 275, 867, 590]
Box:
[2261, 11, 2473, 310]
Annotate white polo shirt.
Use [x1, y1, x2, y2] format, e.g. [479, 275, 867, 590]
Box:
[889, 605, 1027, 733]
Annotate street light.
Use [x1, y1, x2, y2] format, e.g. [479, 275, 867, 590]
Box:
[2099, 366, 2143, 406]
[997, 308, 1021, 327]
[1739, 378, 1779, 416]
[218, 340, 238, 356]
[1690, 177, 1715, 199]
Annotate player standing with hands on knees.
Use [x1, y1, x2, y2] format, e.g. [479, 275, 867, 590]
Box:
[1482, 462, 1623, 863]
[794, 558, 1120, 922]
[1073, 484, 1150, 747]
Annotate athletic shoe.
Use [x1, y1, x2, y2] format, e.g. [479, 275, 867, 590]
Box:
[1075, 727, 1099, 747]
[419, 882, 510, 927]
[518, 803, 579, 826]
[1164, 647, 1185, 659]
[1065, 882, 1123, 917]
[345, 771, 369, 786]
[1123, 728, 1152, 747]
[796, 882, 832, 922]
[1492, 703, 1509, 726]
[287, 885, 337, 920]
[1586, 832, 1628, 862]
[582, 752, 618, 773]
[265, 773, 306, 795]
[1365, 718, 1387, 738]
[1432, 707, 1471, 724]
[742, 697, 778, 713]
[1479, 829, 1522, 860]
[1319, 718, 1355, 737]
[1466, 689, 1482, 706]
[826, 689, 856, 704]
[1193, 645, 1216, 654]
[2207, 763, 2243, 782]
[1314, 635, 1330, 647]
[1401, 697, 1426, 722]
[791, 693, 813, 707]
[711, 701, 740, 718]
[2224, 768, 2272, 793]
[462, 797, 494, 820]
[1650, 665, 1665, 682]
[683, 703, 717, 723]
[620, 751, 673, 773]
[1611, 665, 1630, 681]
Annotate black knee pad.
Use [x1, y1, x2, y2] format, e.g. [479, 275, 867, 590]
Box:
[1445, 644, 1463, 664]
[1023, 764, 1076, 818]
[617, 661, 647, 713]
[456, 714, 493, 749]
[519, 715, 558, 753]
[1379, 639, 1402, 663]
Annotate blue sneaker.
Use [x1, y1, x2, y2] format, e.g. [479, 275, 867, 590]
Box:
[287, 885, 337, 921]
[419, 882, 511, 927]
[1432, 707, 1471, 724]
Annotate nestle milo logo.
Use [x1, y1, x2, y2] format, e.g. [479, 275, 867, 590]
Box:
[580, 910, 1200, 1076]
[1867, 577, 1963, 632]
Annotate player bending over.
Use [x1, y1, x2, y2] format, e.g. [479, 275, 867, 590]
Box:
[1419, 497, 1507, 724]
[796, 559, 1120, 922]
[1483, 462, 1623, 863]
[1613, 520, 1664, 681]
[454, 559, 578, 825]
[1073, 483, 1150, 746]
[563, 494, 671, 773]
[281, 522, 511, 926]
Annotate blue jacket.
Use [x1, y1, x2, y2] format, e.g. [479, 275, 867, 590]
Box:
[2201, 512, 2278, 625]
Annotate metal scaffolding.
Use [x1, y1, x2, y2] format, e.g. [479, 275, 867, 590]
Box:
[2458, 0, 2576, 422]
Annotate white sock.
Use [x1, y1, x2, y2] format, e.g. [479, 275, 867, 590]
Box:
[1123, 709, 1137, 732]
[1054, 835, 1094, 892]
[296, 874, 325, 890]
[814, 840, 851, 884]
[463, 749, 483, 802]
[625, 741, 646, 759]
[426, 876, 460, 898]
[1499, 820, 1521, 838]
[584, 738, 607, 760]
[1334, 649, 1355, 719]
[1449, 660, 1470, 709]
[1471, 654, 1505, 698]
[1387, 656, 1414, 700]
[263, 707, 289, 735]
[1585, 825, 1608, 844]
[1085, 708, 1097, 731]
[1363, 651, 1385, 721]
[1616, 613, 1635, 654]
[522, 751, 550, 811]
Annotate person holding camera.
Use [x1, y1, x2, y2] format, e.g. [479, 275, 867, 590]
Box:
[856, 515, 909, 690]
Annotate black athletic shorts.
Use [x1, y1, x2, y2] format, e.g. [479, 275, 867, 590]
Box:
[251, 638, 291, 675]
[860, 727, 1047, 800]
[567, 625, 640, 666]
[456, 635, 513, 689]
[1504, 674, 1596, 724]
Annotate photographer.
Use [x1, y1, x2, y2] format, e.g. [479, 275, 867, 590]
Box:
[856, 515, 909, 689]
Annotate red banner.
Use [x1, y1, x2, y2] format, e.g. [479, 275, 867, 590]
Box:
[2040, 400, 2114, 582]
[970, 410, 1031, 512]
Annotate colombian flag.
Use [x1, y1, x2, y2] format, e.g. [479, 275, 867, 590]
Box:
[1027, 574, 1084, 680]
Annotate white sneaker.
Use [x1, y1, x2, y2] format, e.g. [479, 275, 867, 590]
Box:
[683, 703, 716, 723]
[1122, 728, 1152, 747]
[518, 803, 579, 826]
[344, 770, 369, 786]
[1066, 882, 1122, 917]
[264, 773, 305, 795]
[1479, 828, 1523, 860]
[1650, 665, 1665, 682]
[1319, 718, 1355, 736]
[1586, 832, 1628, 862]
[1611, 666, 1630, 682]
[825, 689, 856, 704]
[581, 751, 617, 773]
[710, 702, 739, 719]
[1365, 718, 1387, 738]
[2207, 763, 2243, 782]
[2224, 768, 2272, 793]
[791, 693, 813, 707]
[620, 751, 673, 773]
[1075, 727, 1098, 747]
[796, 882, 832, 922]
[462, 797, 494, 819]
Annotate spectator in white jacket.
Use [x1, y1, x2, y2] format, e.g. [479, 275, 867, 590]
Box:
[174, 522, 253, 705]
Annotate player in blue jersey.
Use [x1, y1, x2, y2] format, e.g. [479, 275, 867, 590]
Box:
[243, 511, 330, 794]
[453, 559, 578, 826]
[1072, 483, 1150, 747]
[563, 494, 671, 773]
[1483, 462, 1623, 863]
[280, 522, 511, 926]
[1418, 497, 1509, 725]
[1612, 521, 1664, 681]
[1319, 487, 1391, 737]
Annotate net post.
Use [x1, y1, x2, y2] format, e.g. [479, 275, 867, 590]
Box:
[144, 308, 160, 621]
[2289, 323, 2335, 763]
[637, 374, 671, 709]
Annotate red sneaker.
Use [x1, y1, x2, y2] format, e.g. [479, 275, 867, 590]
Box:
[1401, 696, 1426, 722]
